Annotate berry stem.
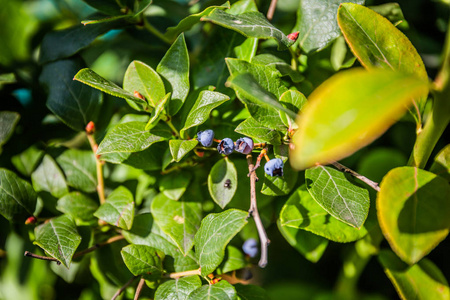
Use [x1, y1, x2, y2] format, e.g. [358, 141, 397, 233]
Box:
[86, 123, 106, 205]
[134, 277, 146, 300]
[331, 162, 380, 192]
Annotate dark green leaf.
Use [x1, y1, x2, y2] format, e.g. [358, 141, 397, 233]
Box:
[235, 117, 281, 145]
[94, 186, 134, 230]
[294, 0, 364, 53]
[155, 276, 202, 300]
[217, 245, 246, 275]
[40, 59, 103, 132]
[202, 10, 295, 51]
[34, 214, 81, 268]
[151, 193, 202, 255]
[11, 145, 44, 177]
[56, 149, 97, 193]
[31, 155, 69, 198]
[235, 283, 270, 300]
[56, 192, 98, 225]
[377, 167, 450, 264]
[169, 140, 198, 162]
[305, 165, 370, 228]
[378, 250, 450, 299]
[195, 209, 248, 276]
[121, 244, 165, 279]
[0, 168, 37, 221]
[97, 122, 172, 155]
[208, 158, 238, 209]
[0, 111, 20, 151]
[160, 171, 192, 201]
[279, 185, 369, 242]
[252, 54, 304, 83]
[157, 34, 190, 116]
[279, 90, 307, 129]
[261, 161, 298, 196]
[80, 0, 123, 15]
[188, 280, 237, 300]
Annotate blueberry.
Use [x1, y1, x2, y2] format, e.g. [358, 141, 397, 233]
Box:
[264, 158, 284, 177]
[217, 138, 234, 155]
[242, 238, 258, 258]
[197, 129, 214, 147]
[235, 137, 254, 154]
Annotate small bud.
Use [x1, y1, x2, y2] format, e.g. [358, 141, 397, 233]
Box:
[25, 216, 37, 225]
[287, 31, 299, 42]
[85, 121, 95, 134]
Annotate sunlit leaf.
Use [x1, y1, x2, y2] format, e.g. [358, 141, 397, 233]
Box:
[188, 280, 237, 300]
[121, 244, 165, 279]
[155, 276, 202, 300]
[208, 158, 238, 209]
[94, 186, 134, 230]
[169, 140, 198, 162]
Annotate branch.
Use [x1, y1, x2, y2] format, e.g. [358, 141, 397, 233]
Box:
[86, 121, 106, 204]
[267, 0, 278, 21]
[24, 251, 60, 264]
[246, 154, 270, 268]
[134, 277, 146, 300]
[331, 162, 380, 192]
[112, 276, 137, 300]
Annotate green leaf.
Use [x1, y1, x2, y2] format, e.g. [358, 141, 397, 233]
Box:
[279, 185, 369, 243]
[208, 158, 238, 209]
[94, 186, 134, 230]
[305, 165, 370, 228]
[181, 90, 230, 133]
[56, 149, 97, 193]
[157, 34, 190, 116]
[56, 192, 98, 225]
[0, 168, 37, 222]
[164, 3, 230, 40]
[0, 111, 20, 151]
[290, 69, 429, 170]
[151, 193, 202, 255]
[252, 54, 305, 83]
[31, 155, 69, 198]
[73, 68, 149, 111]
[294, 0, 364, 53]
[188, 280, 237, 300]
[277, 219, 328, 263]
[97, 122, 172, 155]
[40, 59, 103, 132]
[235, 283, 270, 300]
[160, 171, 192, 201]
[337, 3, 428, 122]
[235, 117, 281, 145]
[261, 161, 298, 196]
[234, 37, 258, 62]
[155, 276, 202, 300]
[202, 10, 295, 51]
[122, 213, 198, 272]
[217, 245, 246, 275]
[39, 21, 122, 64]
[81, 14, 130, 25]
[378, 250, 450, 300]
[279, 90, 307, 129]
[377, 167, 450, 265]
[430, 144, 450, 182]
[121, 244, 165, 279]
[123, 60, 165, 108]
[11, 145, 44, 177]
[34, 214, 81, 268]
[169, 140, 198, 162]
[145, 93, 171, 131]
[195, 209, 248, 276]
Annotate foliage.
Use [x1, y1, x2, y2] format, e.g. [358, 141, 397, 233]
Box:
[0, 0, 449, 299]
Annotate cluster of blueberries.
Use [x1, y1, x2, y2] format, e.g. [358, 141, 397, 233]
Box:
[197, 129, 284, 177]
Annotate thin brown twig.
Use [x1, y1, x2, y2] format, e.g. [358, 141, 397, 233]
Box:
[267, 0, 278, 21]
[112, 276, 137, 300]
[73, 235, 124, 259]
[24, 251, 60, 264]
[331, 161, 380, 192]
[246, 154, 270, 268]
[134, 277, 146, 300]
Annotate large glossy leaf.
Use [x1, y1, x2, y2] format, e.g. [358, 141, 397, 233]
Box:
[122, 213, 198, 272]
[123, 60, 165, 108]
[156, 34, 189, 116]
[305, 165, 370, 228]
[188, 280, 237, 300]
[94, 186, 134, 230]
[337, 3, 428, 122]
[121, 244, 165, 279]
[56, 149, 97, 193]
[377, 167, 450, 265]
[169, 140, 198, 162]
[40, 59, 102, 132]
[294, 0, 364, 53]
[279, 185, 369, 242]
[378, 250, 450, 300]
[11, 145, 44, 177]
[290, 69, 429, 170]
[0, 111, 20, 152]
[151, 193, 202, 255]
[31, 155, 69, 198]
[97, 122, 172, 155]
[208, 158, 238, 209]
[202, 9, 295, 51]
[195, 209, 248, 276]
[155, 276, 202, 300]
[73, 68, 149, 111]
[181, 90, 229, 133]
[34, 214, 81, 268]
[235, 117, 281, 145]
[56, 192, 98, 225]
[0, 168, 37, 222]
[159, 171, 192, 201]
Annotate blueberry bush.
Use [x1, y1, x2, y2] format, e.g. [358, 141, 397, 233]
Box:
[1, 0, 449, 299]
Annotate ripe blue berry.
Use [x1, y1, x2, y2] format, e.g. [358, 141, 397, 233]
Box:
[235, 137, 254, 154]
[242, 238, 258, 258]
[197, 129, 214, 147]
[264, 158, 284, 177]
[217, 138, 234, 155]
